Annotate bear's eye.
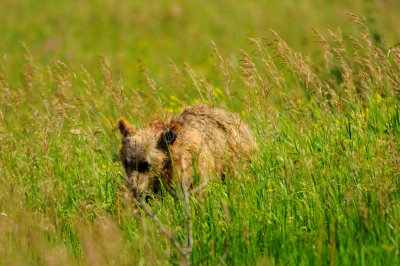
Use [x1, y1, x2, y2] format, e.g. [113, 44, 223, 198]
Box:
[123, 159, 149, 173]
[137, 162, 149, 173]
[123, 159, 129, 169]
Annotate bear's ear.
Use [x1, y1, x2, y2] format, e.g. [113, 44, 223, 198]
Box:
[118, 118, 136, 137]
[162, 129, 176, 145]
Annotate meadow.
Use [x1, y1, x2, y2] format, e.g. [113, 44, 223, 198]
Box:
[0, 0, 400, 265]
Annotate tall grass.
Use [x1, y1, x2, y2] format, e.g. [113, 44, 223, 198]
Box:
[0, 2, 399, 265]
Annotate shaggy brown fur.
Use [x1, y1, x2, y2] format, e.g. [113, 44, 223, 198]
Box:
[118, 104, 257, 197]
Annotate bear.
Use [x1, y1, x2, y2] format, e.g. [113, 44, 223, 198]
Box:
[118, 104, 257, 198]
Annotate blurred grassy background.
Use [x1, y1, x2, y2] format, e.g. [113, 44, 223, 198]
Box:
[2, 0, 400, 82]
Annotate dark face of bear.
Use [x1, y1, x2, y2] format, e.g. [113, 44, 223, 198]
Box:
[118, 118, 176, 197]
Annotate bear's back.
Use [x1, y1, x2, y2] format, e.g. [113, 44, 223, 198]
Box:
[170, 105, 256, 172]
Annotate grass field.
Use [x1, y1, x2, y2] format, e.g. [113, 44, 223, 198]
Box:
[1, 0, 400, 265]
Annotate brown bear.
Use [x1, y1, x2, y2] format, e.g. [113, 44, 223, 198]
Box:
[118, 104, 257, 197]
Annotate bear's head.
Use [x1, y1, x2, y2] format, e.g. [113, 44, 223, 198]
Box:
[118, 118, 177, 197]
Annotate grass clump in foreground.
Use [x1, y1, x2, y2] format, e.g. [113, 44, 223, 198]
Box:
[0, 13, 400, 265]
